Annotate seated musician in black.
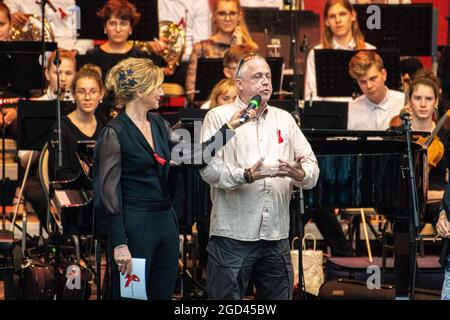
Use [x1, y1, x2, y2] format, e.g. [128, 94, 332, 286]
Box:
[93, 57, 255, 300]
[48, 64, 106, 182]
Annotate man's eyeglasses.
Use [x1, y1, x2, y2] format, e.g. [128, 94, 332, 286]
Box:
[216, 11, 239, 19]
[235, 52, 261, 78]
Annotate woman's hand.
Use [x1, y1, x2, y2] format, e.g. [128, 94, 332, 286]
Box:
[437, 212, 450, 238]
[0, 108, 17, 127]
[227, 107, 257, 129]
[114, 245, 133, 275]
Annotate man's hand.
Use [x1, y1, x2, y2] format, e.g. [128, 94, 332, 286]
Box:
[248, 158, 271, 181]
[146, 38, 168, 55]
[11, 12, 29, 26]
[277, 155, 306, 182]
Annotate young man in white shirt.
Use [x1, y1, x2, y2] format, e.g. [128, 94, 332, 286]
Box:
[347, 50, 404, 130]
[5, 0, 93, 54]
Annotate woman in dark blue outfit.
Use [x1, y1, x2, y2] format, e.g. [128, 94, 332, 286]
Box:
[93, 57, 254, 300]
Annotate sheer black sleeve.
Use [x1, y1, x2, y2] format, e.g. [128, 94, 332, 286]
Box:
[163, 118, 235, 168]
[93, 127, 127, 248]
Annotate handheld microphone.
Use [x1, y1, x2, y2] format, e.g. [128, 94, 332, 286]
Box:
[239, 95, 262, 124]
[53, 49, 60, 66]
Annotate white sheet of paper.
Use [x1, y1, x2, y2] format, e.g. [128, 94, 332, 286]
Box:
[119, 258, 147, 300]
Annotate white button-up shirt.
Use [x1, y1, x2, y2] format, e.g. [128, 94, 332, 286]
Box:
[158, 0, 212, 62]
[200, 97, 319, 241]
[4, 0, 93, 54]
[347, 88, 404, 130]
[304, 38, 376, 102]
[240, 0, 284, 8]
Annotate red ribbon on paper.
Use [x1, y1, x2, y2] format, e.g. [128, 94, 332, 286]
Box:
[153, 153, 167, 166]
[277, 129, 284, 144]
[125, 274, 140, 288]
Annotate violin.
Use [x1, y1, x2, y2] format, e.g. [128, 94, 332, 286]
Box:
[415, 109, 450, 169]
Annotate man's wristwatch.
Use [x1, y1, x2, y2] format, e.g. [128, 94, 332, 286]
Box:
[244, 168, 254, 183]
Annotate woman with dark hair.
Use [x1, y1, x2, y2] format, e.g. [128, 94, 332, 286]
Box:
[304, 0, 375, 101]
[82, 0, 163, 121]
[93, 57, 255, 299]
[83, 0, 163, 80]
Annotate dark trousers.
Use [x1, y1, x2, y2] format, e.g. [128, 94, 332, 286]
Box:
[206, 236, 293, 300]
[109, 208, 180, 300]
[305, 209, 353, 257]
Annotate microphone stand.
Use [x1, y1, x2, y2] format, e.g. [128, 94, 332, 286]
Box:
[51, 50, 63, 300]
[1, 104, 6, 230]
[284, 0, 306, 300]
[400, 112, 420, 300]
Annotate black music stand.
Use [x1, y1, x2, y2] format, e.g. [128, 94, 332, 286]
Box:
[315, 49, 401, 98]
[170, 109, 209, 299]
[193, 58, 224, 102]
[267, 57, 284, 93]
[76, 0, 158, 41]
[300, 101, 348, 130]
[0, 41, 57, 96]
[354, 4, 435, 56]
[17, 101, 75, 151]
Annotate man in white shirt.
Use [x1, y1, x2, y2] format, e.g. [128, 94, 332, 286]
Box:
[5, 0, 93, 54]
[156, 0, 211, 86]
[200, 52, 319, 299]
[347, 50, 404, 130]
[157, 0, 212, 63]
[240, 0, 283, 9]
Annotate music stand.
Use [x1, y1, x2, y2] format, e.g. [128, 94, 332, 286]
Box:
[76, 0, 158, 41]
[267, 57, 284, 93]
[354, 4, 435, 56]
[315, 49, 401, 97]
[17, 100, 75, 151]
[300, 101, 348, 130]
[0, 41, 57, 96]
[193, 58, 224, 102]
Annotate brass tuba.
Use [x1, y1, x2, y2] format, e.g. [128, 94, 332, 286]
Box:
[10, 14, 55, 42]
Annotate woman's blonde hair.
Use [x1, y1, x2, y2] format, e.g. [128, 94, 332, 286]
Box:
[322, 0, 366, 49]
[72, 64, 104, 93]
[208, 78, 237, 109]
[213, 0, 258, 50]
[105, 57, 163, 106]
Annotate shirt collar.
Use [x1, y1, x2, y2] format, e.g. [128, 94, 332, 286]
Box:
[364, 87, 390, 111]
[332, 37, 356, 50]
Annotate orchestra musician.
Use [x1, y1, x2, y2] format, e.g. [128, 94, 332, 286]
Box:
[18, 49, 77, 231]
[47, 64, 105, 182]
[185, 0, 258, 102]
[304, 0, 375, 102]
